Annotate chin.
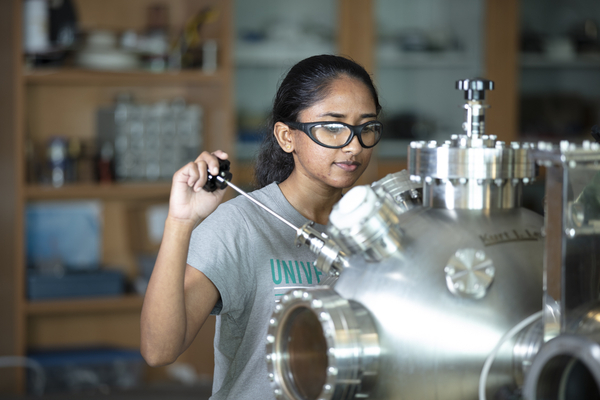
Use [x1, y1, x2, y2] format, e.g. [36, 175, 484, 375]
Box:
[330, 175, 361, 189]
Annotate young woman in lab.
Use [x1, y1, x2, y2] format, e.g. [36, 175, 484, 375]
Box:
[140, 54, 383, 399]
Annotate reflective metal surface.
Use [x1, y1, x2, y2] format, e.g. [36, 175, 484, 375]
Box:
[295, 222, 347, 277]
[444, 247, 495, 299]
[522, 333, 600, 400]
[371, 169, 422, 212]
[513, 319, 544, 387]
[271, 188, 545, 399]
[267, 288, 379, 400]
[522, 141, 600, 400]
[328, 185, 404, 262]
[409, 137, 537, 210]
[531, 141, 600, 341]
[331, 207, 543, 399]
[268, 78, 549, 400]
[294, 171, 424, 278]
[456, 78, 494, 137]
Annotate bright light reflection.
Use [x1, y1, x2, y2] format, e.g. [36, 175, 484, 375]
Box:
[374, 293, 502, 356]
[444, 181, 455, 210]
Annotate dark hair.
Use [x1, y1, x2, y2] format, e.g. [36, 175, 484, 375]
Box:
[254, 54, 381, 189]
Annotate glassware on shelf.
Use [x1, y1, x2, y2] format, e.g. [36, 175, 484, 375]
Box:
[47, 137, 67, 187]
[100, 94, 203, 182]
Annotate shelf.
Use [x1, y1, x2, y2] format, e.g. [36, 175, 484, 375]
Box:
[26, 294, 144, 315]
[25, 182, 172, 201]
[23, 68, 226, 86]
[520, 54, 600, 69]
[377, 50, 472, 69]
[0, 0, 234, 390]
[235, 41, 335, 68]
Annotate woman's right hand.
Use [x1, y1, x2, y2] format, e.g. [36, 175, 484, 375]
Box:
[167, 150, 229, 226]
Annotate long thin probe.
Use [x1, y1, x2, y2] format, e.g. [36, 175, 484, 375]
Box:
[216, 175, 299, 231]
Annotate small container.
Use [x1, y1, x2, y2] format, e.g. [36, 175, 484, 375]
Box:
[23, 0, 50, 55]
[47, 137, 67, 187]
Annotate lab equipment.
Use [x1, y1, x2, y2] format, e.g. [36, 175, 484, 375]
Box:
[210, 80, 600, 399]
[267, 78, 544, 400]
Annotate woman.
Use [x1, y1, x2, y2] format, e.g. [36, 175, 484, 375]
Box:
[140, 54, 382, 399]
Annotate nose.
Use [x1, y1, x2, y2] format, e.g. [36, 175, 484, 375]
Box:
[342, 134, 363, 155]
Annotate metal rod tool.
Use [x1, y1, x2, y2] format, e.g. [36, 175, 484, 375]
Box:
[203, 158, 298, 230]
[215, 175, 300, 231]
[205, 158, 346, 276]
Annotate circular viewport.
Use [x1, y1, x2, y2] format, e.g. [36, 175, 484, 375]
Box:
[283, 307, 329, 400]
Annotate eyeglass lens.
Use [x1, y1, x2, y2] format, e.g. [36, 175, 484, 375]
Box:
[310, 122, 382, 147]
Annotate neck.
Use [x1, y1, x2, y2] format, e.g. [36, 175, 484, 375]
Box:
[278, 173, 343, 226]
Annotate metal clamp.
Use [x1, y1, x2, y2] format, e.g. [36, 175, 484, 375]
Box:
[295, 222, 348, 277]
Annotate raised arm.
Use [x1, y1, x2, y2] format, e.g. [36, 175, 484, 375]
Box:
[140, 151, 228, 366]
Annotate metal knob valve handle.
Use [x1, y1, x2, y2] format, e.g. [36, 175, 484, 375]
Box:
[455, 78, 494, 137]
[456, 78, 494, 100]
[203, 158, 233, 192]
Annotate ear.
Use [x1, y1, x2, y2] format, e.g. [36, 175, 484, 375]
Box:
[274, 122, 294, 153]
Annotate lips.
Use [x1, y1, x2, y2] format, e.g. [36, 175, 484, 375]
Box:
[334, 160, 361, 172]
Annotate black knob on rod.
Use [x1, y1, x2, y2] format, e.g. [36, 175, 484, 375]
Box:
[203, 158, 233, 192]
[456, 78, 494, 101]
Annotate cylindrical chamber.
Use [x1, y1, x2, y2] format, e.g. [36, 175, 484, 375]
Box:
[423, 178, 523, 210]
[332, 206, 544, 399]
[266, 288, 379, 400]
[408, 138, 537, 210]
[408, 140, 536, 182]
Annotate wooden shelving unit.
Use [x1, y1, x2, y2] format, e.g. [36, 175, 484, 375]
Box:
[0, 0, 233, 393]
[0, 0, 517, 394]
[25, 183, 172, 201]
[26, 294, 145, 315]
[24, 68, 228, 86]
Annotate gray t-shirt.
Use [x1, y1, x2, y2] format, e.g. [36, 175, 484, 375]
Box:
[187, 182, 327, 400]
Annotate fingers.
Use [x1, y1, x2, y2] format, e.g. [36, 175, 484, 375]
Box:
[179, 150, 229, 192]
[175, 161, 204, 192]
[195, 151, 228, 175]
[212, 150, 229, 160]
[191, 161, 206, 192]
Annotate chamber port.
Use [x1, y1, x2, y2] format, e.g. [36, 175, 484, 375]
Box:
[267, 288, 379, 400]
[523, 334, 600, 400]
[535, 356, 600, 399]
[286, 307, 328, 399]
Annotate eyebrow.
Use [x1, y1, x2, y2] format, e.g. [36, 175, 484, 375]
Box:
[317, 112, 378, 119]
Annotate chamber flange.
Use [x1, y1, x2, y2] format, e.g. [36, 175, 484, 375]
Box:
[266, 288, 379, 400]
[522, 333, 600, 400]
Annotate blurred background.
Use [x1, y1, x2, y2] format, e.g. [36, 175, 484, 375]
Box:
[1, 0, 599, 398]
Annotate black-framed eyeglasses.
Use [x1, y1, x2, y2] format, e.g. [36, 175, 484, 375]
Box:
[284, 120, 383, 149]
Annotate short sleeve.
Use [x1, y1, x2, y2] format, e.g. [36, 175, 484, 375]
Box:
[187, 202, 251, 316]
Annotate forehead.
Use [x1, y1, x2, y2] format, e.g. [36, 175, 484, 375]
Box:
[308, 76, 376, 114]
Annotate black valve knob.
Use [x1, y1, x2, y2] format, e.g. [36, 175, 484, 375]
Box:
[456, 78, 494, 101]
[203, 158, 233, 192]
